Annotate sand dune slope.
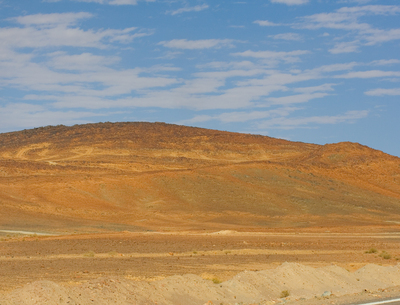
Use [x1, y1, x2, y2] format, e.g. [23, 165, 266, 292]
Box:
[2, 263, 400, 305]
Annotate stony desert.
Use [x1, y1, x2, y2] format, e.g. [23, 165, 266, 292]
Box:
[1, 122, 400, 304]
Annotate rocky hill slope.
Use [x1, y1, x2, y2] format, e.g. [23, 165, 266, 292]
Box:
[0, 122, 399, 233]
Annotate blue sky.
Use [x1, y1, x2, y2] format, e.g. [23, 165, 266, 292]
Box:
[0, 0, 399, 156]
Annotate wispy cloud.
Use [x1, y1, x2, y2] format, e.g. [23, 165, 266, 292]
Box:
[267, 92, 329, 105]
[46, 52, 120, 71]
[369, 59, 400, 66]
[180, 108, 298, 124]
[42, 60, 352, 113]
[329, 41, 360, 54]
[365, 88, 400, 96]
[256, 110, 369, 129]
[335, 70, 400, 78]
[167, 4, 209, 15]
[254, 20, 281, 26]
[1, 13, 146, 49]
[298, 5, 400, 53]
[158, 39, 236, 49]
[61, 0, 155, 5]
[0, 12, 175, 101]
[232, 50, 309, 65]
[337, 0, 372, 3]
[10, 12, 93, 26]
[293, 83, 336, 93]
[363, 28, 400, 46]
[270, 33, 303, 41]
[270, 0, 309, 5]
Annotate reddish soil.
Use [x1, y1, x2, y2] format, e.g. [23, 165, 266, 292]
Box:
[0, 122, 399, 233]
[1, 231, 400, 294]
[1, 122, 400, 304]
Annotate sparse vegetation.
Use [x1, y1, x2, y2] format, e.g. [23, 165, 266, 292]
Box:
[365, 248, 378, 254]
[84, 251, 95, 257]
[280, 290, 290, 298]
[379, 251, 391, 259]
[212, 278, 222, 284]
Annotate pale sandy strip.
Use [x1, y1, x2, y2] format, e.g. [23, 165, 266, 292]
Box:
[0, 249, 358, 261]
[0, 230, 54, 236]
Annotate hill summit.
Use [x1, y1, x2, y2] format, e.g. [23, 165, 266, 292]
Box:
[0, 122, 399, 233]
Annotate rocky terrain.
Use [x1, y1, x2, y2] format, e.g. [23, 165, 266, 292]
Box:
[0, 122, 399, 233]
[1, 122, 400, 304]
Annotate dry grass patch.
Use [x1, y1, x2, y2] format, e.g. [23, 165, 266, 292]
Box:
[379, 251, 391, 259]
[83, 251, 95, 257]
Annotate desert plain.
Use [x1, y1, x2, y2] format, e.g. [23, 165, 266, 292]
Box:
[1, 122, 400, 304]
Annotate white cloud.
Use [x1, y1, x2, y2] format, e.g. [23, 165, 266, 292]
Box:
[108, 0, 140, 4]
[231, 65, 353, 95]
[267, 92, 329, 105]
[256, 110, 369, 129]
[158, 51, 186, 60]
[180, 108, 298, 124]
[232, 50, 309, 65]
[0, 13, 169, 100]
[0, 9, 372, 133]
[0, 12, 159, 99]
[254, 20, 281, 26]
[18, 65, 179, 97]
[44, 79, 286, 111]
[167, 4, 209, 15]
[39, 63, 348, 112]
[235, 71, 313, 88]
[335, 70, 400, 78]
[72, 0, 154, 5]
[197, 61, 258, 70]
[337, 5, 400, 15]
[300, 11, 369, 31]
[365, 88, 400, 96]
[47, 52, 120, 71]
[193, 69, 268, 80]
[159, 39, 236, 49]
[363, 28, 400, 46]
[337, 0, 372, 3]
[329, 41, 360, 54]
[1, 13, 144, 49]
[0, 1, 391, 140]
[10, 12, 93, 27]
[270, 33, 302, 41]
[293, 83, 336, 93]
[369, 59, 400, 66]
[270, 0, 309, 5]
[313, 62, 358, 72]
[298, 5, 400, 53]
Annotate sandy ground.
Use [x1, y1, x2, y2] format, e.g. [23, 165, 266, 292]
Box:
[1, 230, 400, 304]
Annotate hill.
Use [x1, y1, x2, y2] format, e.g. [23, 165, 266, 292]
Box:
[0, 122, 399, 233]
